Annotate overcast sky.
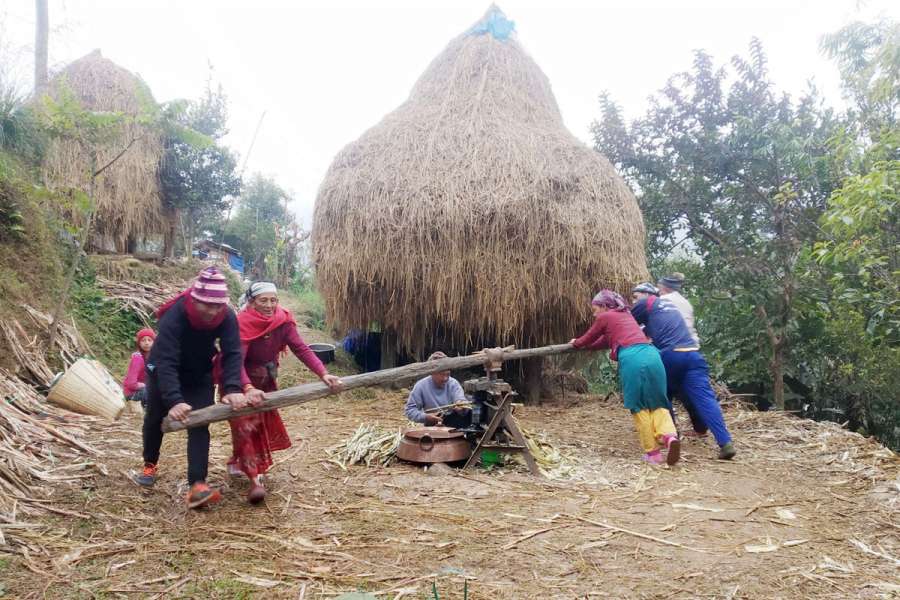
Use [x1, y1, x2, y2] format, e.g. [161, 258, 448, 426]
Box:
[3, 1, 898, 227]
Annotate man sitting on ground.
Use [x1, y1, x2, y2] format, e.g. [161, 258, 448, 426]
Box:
[404, 352, 471, 429]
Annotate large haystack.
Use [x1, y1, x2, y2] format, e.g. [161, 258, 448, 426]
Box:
[313, 7, 648, 359]
[41, 50, 166, 253]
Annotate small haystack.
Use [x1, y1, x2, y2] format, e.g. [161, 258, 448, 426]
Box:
[41, 50, 166, 253]
[313, 7, 648, 360]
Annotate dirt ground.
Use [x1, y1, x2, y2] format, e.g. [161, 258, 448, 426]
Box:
[2, 306, 898, 599]
[3, 378, 898, 597]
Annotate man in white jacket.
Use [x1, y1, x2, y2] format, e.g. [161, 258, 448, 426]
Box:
[657, 273, 700, 346]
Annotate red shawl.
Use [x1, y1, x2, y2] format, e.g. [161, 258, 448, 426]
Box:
[238, 306, 297, 343]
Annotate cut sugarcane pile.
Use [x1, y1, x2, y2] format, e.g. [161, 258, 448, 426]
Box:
[327, 423, 402, 469]
[0, 305, 88, 387]
[96, 278, 183, 326]
[0, 370, 99, 553]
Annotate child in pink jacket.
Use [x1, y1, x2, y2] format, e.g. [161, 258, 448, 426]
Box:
[123, 328, 155, 407]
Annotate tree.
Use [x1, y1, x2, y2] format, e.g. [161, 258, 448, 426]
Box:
[799, 20, 900, 446]
[37, 85, 150, 348]
[815, 20, 899, 343]
[223, 173, 292, 279]
[159, 82, 240, 257]
[592, 41, 841, 409]
[34, 0, 48, 95]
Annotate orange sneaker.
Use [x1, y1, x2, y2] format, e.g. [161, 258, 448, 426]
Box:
[186, 481, 222, 509]
[134, 462, 158, 487]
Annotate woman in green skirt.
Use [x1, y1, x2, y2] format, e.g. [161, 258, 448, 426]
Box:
[570, 289, 681, 465]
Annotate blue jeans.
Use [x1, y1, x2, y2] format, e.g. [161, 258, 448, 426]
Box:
[660, 350, 732, 447]
[127, 388, 147, 408]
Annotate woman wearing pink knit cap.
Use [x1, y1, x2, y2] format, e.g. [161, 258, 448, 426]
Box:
[134, 266, 248, 509]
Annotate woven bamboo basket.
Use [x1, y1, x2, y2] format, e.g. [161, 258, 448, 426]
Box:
[47, 358, 126, 420]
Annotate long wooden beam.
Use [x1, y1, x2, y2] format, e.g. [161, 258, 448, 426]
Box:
[162, 343, 575, 432]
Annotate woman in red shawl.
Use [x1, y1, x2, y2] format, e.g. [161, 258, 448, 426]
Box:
[230, 282, 342, 504]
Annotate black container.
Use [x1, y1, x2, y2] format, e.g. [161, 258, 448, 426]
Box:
[309, 343, 336, 364]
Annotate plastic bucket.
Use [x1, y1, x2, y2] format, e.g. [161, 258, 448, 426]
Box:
[309, 343, 336, 364]
[481, 449, 502, 466]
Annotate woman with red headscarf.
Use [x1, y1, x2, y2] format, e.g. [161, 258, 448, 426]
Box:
[229, 282, 342, 504]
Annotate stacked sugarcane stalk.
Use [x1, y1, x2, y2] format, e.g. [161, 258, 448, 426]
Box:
[0, 305, 87, 387]
[0, 370, 98, 552]
[327, 424, 403, 469]
[96, 277, 182, 325]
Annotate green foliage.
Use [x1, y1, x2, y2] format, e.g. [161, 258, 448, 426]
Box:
[37, 82, 125, 149]
[70, 267, 145, 375]
[580, 355, 619, 396]
[813, 19, 899, 345]
[821, 20, 898, 150]
[0, 178, 24, 241]
[0, 72, 44, 173]
[593, 39, 840, 409]
[290, 279, 326, 331]
[814, 162, 899, 341]
[792, 309, 900, 447]
[0, 180, 65, 315]
[159, 81, 241, 253]
[797, 19, 900, 446]
[591, 22, 899, 446]
[223, 173, 291, 277]
[285, 243, 324, 329]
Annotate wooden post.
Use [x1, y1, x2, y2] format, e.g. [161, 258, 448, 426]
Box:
[162, 343, 575, 432]
[522, 355, 544, 404]
[380, 328, 397, 369]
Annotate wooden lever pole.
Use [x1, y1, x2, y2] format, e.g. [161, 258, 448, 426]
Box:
[162, 343, 575, 432]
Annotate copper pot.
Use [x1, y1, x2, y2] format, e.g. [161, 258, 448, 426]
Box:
[397, 427, 472, 464]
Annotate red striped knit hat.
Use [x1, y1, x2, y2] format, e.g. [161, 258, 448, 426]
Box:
[190, 266, 229, 304]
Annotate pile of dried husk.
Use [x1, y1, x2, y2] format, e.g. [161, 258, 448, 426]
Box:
[313, 6, 648, 356]
[40, 50, 167, 253]
[0, 370, 98, 554]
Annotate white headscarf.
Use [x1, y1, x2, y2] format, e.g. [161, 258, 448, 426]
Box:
[241, 281, 278, 309]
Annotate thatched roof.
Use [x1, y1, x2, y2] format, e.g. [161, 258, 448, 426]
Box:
[41, 50, 165, 252]
[312, 6, 649, 355]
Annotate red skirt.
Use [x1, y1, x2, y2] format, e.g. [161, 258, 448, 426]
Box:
[228, 372, 291, 478]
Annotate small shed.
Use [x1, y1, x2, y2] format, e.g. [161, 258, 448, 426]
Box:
[194, 240, 244, 274]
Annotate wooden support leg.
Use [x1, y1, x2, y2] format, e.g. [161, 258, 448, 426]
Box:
[503, 413, 541, 477]
[463, 394, 510, 471]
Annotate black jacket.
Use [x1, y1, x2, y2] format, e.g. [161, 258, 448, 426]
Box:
[146, 298, 242, 409]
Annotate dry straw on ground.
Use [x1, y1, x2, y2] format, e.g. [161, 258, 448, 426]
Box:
[40, 50, 167, 253]
[313, 6, 648, 356]
[0, 371, 98, 554]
